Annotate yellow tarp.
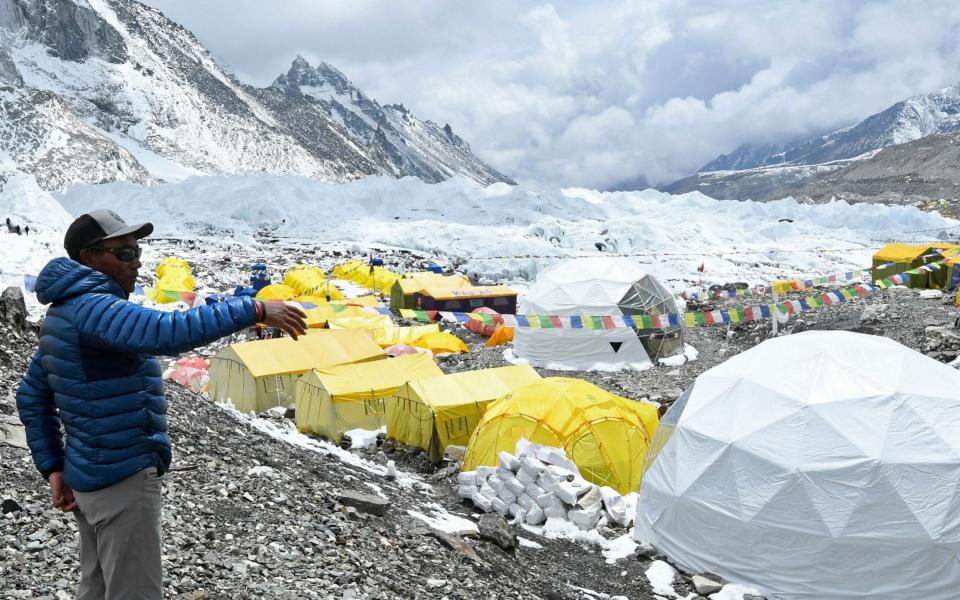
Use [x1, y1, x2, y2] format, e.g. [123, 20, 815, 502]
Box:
[463, 377, 659, 494]
[873, 243, 928, 263]
[418, 285, 517, 301]
[294, 285, 346, 303]
[301, 305, 369, 328]
[154, 257, 196, 304]
[208, 329, 386, 414]
[256, 283, 297, 301]
[327, 314, 394, 331]
[295, 352, 443, 442]
[486, 324, 515, 346]
[397, 273, 470, 295]
[370, 324, 440, 347]
[386, 365, 542, 462]
[411, 331, 469, 355]
[337, 296, 381, 307]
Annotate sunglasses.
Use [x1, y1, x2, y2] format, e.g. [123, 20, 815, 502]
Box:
[90, 245, 142, 262]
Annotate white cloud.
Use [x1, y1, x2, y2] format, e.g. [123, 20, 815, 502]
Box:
[141, 0, 960, 189]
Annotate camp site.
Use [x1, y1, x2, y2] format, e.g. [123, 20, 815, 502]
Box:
[3, 3, 960, 599]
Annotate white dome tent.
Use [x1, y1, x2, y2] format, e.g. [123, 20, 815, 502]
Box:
[513, 257, 683, 372]
[635, 331, 960, 600]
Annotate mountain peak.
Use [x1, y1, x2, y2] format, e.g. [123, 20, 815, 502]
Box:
[290, 54, 312, 70]
[274, 55, 356, 97]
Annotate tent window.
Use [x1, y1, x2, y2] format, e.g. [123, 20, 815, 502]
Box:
[264, 376, 284, 393]
[610, 341, 623, 353]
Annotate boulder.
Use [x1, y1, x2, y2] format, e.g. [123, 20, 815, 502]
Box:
[691, 573, 724, 595]
[0, 286, 28, 334]
[1, 497, 22, 514]
[337, 490, 390, 516]
[478, 513, 517, 550]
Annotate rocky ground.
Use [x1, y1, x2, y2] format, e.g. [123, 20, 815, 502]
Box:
[2, 242, 959, 600]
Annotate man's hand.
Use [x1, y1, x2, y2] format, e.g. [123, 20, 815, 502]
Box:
[260, 301, 308, 340]
[49, 472, 77, 512]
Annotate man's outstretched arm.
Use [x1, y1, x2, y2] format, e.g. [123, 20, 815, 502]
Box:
[73, 295, 306, 356]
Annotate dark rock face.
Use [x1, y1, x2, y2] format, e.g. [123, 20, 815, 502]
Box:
[0, 46, 22, 86]
[0, 0, 128, 64]
[271, 56, 516, 186]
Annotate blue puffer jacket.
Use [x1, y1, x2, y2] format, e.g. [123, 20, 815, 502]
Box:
[16, 257, 257, 492]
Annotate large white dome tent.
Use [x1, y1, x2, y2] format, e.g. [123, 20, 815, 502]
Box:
[635, 331, 960, 600]
[513, 257, 683, 371]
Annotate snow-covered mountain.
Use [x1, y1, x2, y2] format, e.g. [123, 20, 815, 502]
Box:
[0, 0, 513, 193]
[270, 57, 513, 185]
[701, 83, 960, 172]
[666, 82, 960, 202]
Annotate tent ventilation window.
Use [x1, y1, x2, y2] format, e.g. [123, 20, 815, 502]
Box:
[610, 342, 623, 353]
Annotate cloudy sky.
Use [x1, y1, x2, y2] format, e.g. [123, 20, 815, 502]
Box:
[142, 0, 960, 190]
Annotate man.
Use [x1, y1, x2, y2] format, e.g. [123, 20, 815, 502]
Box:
[15, 209, 307, 599]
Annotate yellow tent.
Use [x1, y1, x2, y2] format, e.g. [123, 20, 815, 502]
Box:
[387, 365, 542, 463]
[156, 257, 191, 279]
[208, 329, 386, 414]
[332, 260, 401, 294]
[770, 279, 807, 295]
[390, 273, 471, 309]
[332, 259, 366, 280]
[283, 265, 329, 295]
[872, 243, 960, 288]
[327, 314, 394, 331]
[154, 257, 196, 304]
[463, 377, 659, 494]
[370, 324, 440, 347]
[256, 283, 298, 301]
[411, 331, 469, 355]
[295, 352, 443, 443]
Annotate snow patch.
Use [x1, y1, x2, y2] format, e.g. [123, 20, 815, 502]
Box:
[709, 583, 766, 600]
[407, 508, 479, 536]
[344, 427, 384, 450]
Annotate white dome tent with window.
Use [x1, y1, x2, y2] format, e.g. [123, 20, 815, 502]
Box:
[512, 257, 685, 372]
[635, 330, 960, 600]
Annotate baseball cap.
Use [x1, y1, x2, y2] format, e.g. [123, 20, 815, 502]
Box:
[64, 209, 154, 260]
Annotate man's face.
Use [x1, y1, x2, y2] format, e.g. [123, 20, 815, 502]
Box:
[78, 234, 142, 294]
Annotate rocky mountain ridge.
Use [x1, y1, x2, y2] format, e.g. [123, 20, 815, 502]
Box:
[701, 82, 960, 173]
[0, 0, 513, 194]
[665, 82, 960, 208]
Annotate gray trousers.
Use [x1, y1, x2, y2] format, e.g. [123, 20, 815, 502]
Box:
[73, 467, 163, 600]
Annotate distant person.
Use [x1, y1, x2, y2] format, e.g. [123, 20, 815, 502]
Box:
[5, 216, 11, 232]
[14, 224, 21, 235]
[15, 209, 307, 599]
[24, 225, 29, 235]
